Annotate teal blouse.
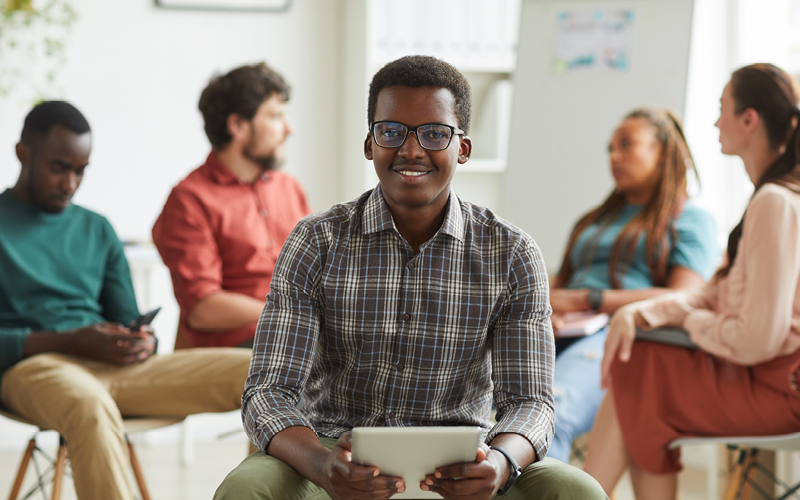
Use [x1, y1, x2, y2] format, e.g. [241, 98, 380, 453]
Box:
[566, 203, 719, 290]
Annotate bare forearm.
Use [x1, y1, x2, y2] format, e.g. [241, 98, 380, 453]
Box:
[597, 288, 676, 314]
[489, 433, 535, 469]
[552, 267, 705, 315]
[267, 426, 331, 487]
[600, 266, 705, 313]
[486, 432, 535, 489]
[187, 291, 266, 331]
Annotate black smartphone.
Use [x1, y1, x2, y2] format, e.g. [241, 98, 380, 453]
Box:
[128, 307, 162, 330]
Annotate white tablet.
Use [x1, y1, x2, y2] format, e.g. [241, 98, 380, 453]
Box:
[351, 426, 482, 499]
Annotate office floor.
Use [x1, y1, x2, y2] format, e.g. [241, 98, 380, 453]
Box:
[0, 435, 709, 500]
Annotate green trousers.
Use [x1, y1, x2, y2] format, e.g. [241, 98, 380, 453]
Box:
[214, 438, 608, 500]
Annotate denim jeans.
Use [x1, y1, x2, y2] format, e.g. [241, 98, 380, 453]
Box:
[547, 327, 608, 463]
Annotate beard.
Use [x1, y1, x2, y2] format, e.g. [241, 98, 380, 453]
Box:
[243, 141, 284, 172]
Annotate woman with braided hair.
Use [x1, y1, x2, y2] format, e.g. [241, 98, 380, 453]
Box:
[584, 64, 800, 499]
[547, 108, 718, 463]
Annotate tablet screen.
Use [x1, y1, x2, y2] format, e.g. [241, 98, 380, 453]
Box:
[351, 426, 482, 499]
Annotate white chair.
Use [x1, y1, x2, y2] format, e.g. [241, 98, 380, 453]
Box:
[669, 432, 800, 500]
[1, 409, 185, 500]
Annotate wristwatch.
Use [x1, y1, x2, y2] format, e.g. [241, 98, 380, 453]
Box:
[587, 287, 604, 312]
[490, 446, 522, 495]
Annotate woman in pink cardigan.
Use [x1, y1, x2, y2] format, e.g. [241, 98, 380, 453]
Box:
[583, 63, 800, 499]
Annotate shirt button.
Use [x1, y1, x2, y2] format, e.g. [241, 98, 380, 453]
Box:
[402, 313, 410, 321]
[408, 263, 414, 269]
[396, 362, 404, 371]
[388, 412, 395, 419]
[260, 209, 269, 218]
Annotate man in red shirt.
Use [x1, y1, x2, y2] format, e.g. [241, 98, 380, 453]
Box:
[153, 62, 312, 348]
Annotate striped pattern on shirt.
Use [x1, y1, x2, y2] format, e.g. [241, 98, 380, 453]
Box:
[243, 186, 555, 459]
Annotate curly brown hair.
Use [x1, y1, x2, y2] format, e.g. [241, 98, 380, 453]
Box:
[367, 55, 471, 133]
[198, 62, 290, 149]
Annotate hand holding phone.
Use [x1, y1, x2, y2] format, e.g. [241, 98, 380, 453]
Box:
[128, 307, 161, 331]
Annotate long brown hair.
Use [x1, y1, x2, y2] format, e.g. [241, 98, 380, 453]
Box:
[555, 108, 697, 289]
[716, 64, 800, 278]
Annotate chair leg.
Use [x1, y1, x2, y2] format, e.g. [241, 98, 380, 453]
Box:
[7, 438, 36, 500]
[723, 447, 758, 500]
[51, 437, 68, 500]
[127, 437, 152, 500]
[739, 449, 760, 500]
[724, 448, 747, 500]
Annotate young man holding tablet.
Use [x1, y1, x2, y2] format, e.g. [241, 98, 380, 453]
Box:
[215, 56, 607, 500]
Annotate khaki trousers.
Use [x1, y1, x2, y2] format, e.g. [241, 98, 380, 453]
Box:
[1, 348, 252, 500]
[214, 438, 609, 500]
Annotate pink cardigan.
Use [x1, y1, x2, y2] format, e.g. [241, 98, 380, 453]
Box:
[630, 183, 800, 366]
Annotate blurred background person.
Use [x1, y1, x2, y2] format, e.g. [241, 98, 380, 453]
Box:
[546, 108, 718, 463]
[153, 62, 311, 349]
[585, 63, 800, 499]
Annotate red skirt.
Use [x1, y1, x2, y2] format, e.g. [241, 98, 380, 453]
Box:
[611, 341, 800, 474]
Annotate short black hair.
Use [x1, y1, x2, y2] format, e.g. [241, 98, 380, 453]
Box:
[20, 101, 91, 146]
[367, 55, 472, 133]
[199, 62, 291, 149]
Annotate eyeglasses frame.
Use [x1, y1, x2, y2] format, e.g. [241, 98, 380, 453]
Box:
[369, 121, 466, 151]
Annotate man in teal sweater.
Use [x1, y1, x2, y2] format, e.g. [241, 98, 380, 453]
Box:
[0, 101, 251, 500]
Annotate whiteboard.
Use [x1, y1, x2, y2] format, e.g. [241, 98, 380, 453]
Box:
[502, 0, 694, 272]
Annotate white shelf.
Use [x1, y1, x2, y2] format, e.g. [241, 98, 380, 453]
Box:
[367, 0, 521, 75]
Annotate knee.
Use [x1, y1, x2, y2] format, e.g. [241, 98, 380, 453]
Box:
[62, 393, 123, 437]
[517, 458, 608, 500]
[214, 466, 259, 500]
[555, 463, 607, 499]
[214, 452, 303, 500]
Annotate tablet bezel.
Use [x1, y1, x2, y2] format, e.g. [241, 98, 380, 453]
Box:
[351, 426, 482, 499]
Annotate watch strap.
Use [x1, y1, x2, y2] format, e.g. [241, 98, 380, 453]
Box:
[490, 446, 522, 495]
[587, 287, 604, 312]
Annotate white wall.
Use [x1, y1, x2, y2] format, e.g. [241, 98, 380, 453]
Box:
[686, 0, 795, 246]
[0, 0, 344, 241]
[682, 0, 742, 247]
[0, 0, 346, 450]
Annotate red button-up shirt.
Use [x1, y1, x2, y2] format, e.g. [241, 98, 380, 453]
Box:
[152, 152, 312, 347]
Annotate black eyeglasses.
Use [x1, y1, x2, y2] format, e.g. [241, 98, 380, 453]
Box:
[370, 121, 465, 151]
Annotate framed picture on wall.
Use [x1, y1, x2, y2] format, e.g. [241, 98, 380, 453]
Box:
[155, 0, 291, 12]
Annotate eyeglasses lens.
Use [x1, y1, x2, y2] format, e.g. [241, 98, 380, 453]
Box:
[373, 122, 407, 148]
[417, 125, 452, 150]
[373, 122, 453, 150]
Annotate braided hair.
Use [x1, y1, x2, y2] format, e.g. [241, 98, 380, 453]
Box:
[555, 108, 697, 289]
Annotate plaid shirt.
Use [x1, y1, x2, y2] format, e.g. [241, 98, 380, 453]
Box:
[243, 187, 555, 459]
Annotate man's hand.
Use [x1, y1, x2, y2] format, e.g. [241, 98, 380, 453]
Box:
[421, 443, 506, 500]
[321, 432, 405, 500]
[67, 323, 156, 365]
